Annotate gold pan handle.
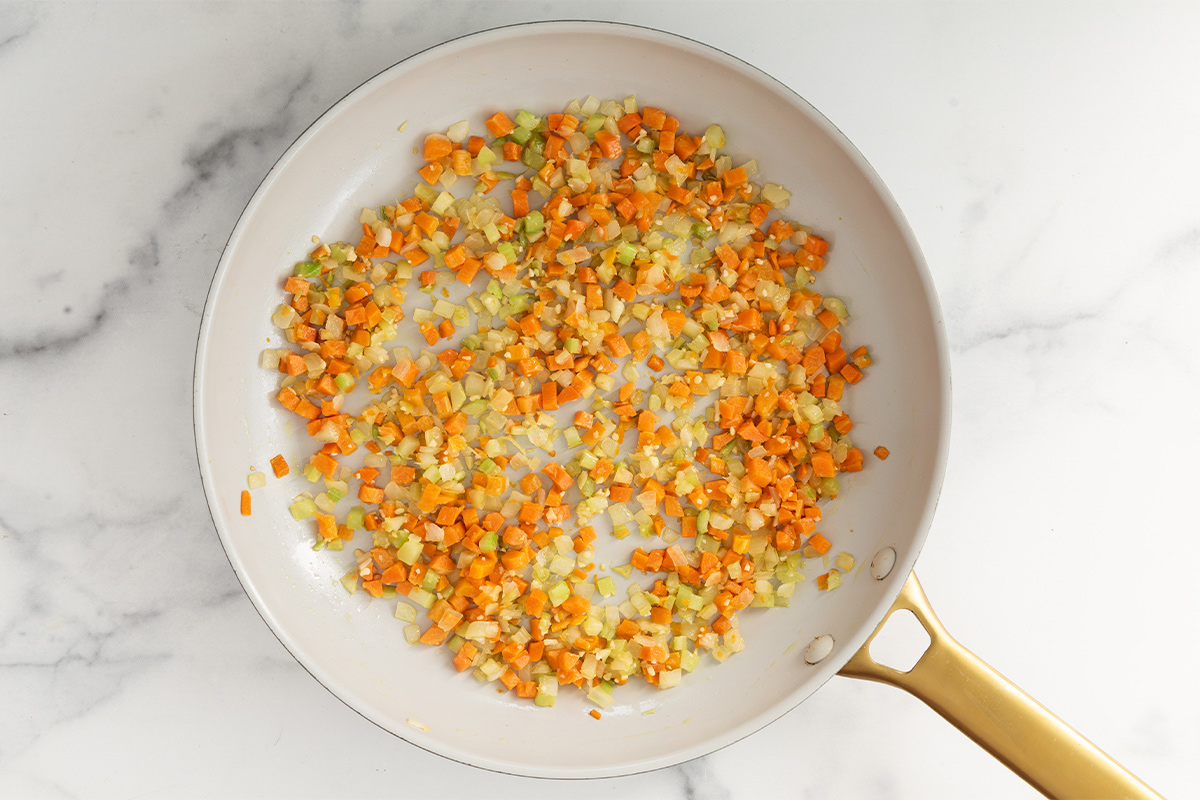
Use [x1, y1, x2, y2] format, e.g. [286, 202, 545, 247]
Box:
[839, 572, 1163, 799]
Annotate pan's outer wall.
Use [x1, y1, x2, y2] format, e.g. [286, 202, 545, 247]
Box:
[194, 21, 950, 779]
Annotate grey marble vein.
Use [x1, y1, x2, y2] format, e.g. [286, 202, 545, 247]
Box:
[0, 63, 314, 362]
[677, 757, 732, 800]
[950, 217, 1200, 356]
[165, 69, 314, 218]
[0, 5, 40, 55]
[0, 496, 243, 760]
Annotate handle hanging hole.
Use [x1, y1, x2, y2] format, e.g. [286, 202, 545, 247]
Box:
[867, 608, 931, 673]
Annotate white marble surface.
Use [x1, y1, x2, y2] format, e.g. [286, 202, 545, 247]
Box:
[2, 2, 1197, 797]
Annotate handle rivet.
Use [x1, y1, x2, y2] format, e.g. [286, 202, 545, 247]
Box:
[804, 634, 834, 664]
[870, 547, 896, 580]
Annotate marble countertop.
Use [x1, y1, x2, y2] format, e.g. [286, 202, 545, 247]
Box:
[2, 2, 1197, 798]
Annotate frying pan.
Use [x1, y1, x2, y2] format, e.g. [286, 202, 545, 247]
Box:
[193, 21, 1161, 796]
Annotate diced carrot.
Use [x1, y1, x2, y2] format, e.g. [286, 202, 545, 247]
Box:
[417, 483, 440, 513]
[805, 235, 829, 255]
[311, 451, 338, 478]
[418, 161, 443, 185]
[595, 129, 622, 159]
[723, 166, 747, 188]
[827, 374, 847, 401]
[524, 588, 548, 616]
[453, 641, 478, 672]
[807, 532, 832, 556]
[485, 111, 515, 137]
[358, 484, 385, 505]
[423, 134, 453, 162]
[419, 625, 449, 646]
[615, 619, 640, 639]
[810, 451, 836, 478]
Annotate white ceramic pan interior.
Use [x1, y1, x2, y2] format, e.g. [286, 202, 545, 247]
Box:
[194, 21, 949, 778]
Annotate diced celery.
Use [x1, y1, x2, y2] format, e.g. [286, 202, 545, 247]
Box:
[547, 581, 571, 607]
[289, 498, 317, 520]
[586, 681, 614, 708]
[413, 183, 436, 203]
[549, 555, 575, 576]
[510, 125, 532, 145]
[476, 145, 497, 167]
[824, 297, 848, 319]
[801, 404, 825, 425]
[515, 110, 539, 129]
[584, 114, 606, 138]
[704, 124, 726, 149]
[616, 242, 637, 266]
[448, 381, 466, 410]
[397, 537, 424, 565]
[524, 210, 545, 233]
[476, 657, 504, 681]
[521, 148, 546, 170]
[430, 191, 455, 216]
[658, 669, 682, 689]
[535, 674, 557, 706]
[408, 587, 435, 608]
